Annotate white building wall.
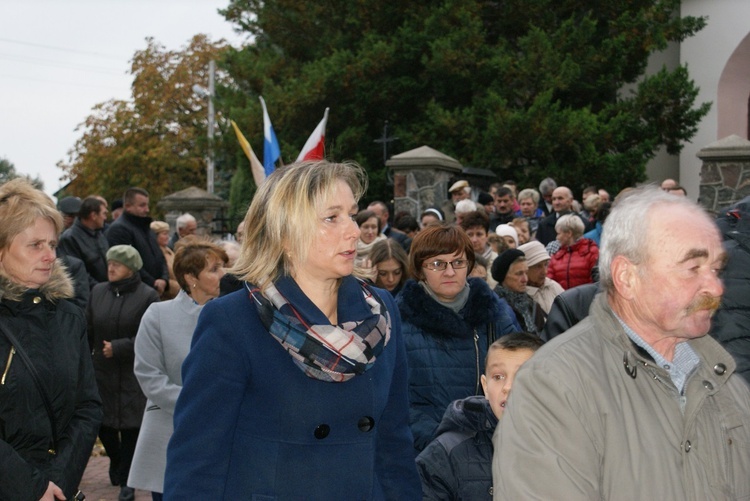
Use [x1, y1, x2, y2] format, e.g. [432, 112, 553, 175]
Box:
[678, 0, 750, 200]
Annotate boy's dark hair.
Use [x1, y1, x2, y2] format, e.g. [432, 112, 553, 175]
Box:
[485, 332, 545, 371]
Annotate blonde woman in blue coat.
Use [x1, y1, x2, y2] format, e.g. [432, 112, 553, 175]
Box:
[128, 238, 227, 500]
[164, 161, 421, 500]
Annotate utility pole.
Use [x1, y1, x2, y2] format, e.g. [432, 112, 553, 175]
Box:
[206, 60, 215, 194]
[193, 60, 215, 194]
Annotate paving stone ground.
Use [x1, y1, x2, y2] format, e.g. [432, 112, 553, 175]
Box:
[77, 445, 150, 501]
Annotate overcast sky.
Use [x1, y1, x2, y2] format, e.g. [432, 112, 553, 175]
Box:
[0, 0, 245, 198]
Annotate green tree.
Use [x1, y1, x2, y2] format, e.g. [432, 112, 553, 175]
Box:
[219, 0, 708, 199]
[58, 35, 231, 212]
[0, 157, 44, 190]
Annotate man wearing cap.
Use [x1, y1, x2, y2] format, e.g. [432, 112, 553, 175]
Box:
[58, 196, 81, 231]
[106, 187, 169, 295]
[441, 180, 470, 224]
[59, 196, 110, 288]
[518, 240, 563, 314]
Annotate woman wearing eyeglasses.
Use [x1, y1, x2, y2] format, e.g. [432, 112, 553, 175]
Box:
[395, 224, 520, 454]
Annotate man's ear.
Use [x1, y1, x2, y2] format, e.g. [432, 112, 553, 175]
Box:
[611, 255, 638, 300]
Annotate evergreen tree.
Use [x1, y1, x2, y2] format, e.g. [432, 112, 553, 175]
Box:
[219, 0, 708, 199]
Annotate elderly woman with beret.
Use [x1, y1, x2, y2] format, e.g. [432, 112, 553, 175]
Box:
[0, 179, 101, 501]
[492, 249, 545, 334]
[164, 161, 421, 499]
[88, 244, 159, 501]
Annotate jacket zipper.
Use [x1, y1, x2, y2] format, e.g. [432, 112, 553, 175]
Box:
[1, 347, 15, 385]
[473, 330, 480, 394]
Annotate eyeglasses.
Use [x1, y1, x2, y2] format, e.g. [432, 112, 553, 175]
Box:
[423, 258, 468, 272]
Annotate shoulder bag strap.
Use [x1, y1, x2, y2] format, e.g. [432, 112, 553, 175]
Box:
[0, 322, 59, 455]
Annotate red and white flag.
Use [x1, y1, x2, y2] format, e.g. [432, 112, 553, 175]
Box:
[296, 108, 329, 162]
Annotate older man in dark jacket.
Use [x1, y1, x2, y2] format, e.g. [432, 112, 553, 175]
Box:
[58, 196, 110, 287]
[106, 187, 168, 295]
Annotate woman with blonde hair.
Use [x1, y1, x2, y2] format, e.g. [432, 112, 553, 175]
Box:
[164, 161, 420, 499]
[0, 178, 101, 501]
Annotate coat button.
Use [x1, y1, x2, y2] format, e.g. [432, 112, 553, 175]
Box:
[358, 416, 375, 432]
[703, 380, 714, 391]
[714, 363, 727, 375]
[33, 296, 42, 304]
[684, 440, 692, 452]
[314, 424, 330, 439]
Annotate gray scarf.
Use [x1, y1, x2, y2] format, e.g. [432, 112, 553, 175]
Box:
[419, 281, 470, 314]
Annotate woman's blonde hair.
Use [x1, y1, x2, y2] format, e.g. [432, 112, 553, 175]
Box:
[232, 161, 367, 292]
[0, 178, 63, 251]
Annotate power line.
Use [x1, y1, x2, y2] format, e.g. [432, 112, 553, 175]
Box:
[0, 37, 127, 61]
[0, 73, 128, 92]
[0, 53, 125, 75]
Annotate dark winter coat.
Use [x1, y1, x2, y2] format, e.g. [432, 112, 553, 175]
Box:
[542, 283, 600, 341]
[710, 197, 750, 384]
[57, 254, 90, 311]
[58, 218, 110, 286]
[88, 273, 159, 429]
[0, 262, 102, 501]
[547, 237, 599, 290]
[106, 211, 168, 290]
[416, 396, 497, 500]
[396, 278, 520, 453]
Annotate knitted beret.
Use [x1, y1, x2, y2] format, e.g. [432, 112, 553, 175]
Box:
[106, 245, 143, 272]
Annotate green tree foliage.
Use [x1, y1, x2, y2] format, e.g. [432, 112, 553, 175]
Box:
[0, 157, 44, 190]
[58, 35, 231, 212]
[219, 0, 709, 199]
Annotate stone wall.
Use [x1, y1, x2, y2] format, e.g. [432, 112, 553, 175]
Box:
[156, 186, 230, 236]
[698, 135, 750, 215]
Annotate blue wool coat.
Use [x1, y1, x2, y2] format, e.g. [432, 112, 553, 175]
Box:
[396, 278, 520, 453]
[164, 275, 421, 500]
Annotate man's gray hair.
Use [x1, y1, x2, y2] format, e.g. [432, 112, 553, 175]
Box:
[599, 185, 711, 292]
[539, 177, 557, 196]
[176, 212, 196, 230]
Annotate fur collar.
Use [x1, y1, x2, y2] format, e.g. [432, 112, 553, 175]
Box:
[0, 258, 74, 303]
[396, 277, 500, 339]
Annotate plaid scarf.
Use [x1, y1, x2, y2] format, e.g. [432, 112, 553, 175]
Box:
[249, 279, 391, 382]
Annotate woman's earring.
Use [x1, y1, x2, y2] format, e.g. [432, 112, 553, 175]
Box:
[192, 283, 197, 288]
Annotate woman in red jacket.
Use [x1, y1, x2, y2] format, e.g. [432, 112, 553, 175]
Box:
[547, 214, 599, 290]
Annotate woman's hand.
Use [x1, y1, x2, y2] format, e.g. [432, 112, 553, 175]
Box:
[39, 481, 65, 500]
[102, 340, 113, 358]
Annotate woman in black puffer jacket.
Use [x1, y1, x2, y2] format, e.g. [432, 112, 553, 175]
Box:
[88, 245, 158, 500]
[0, 178, 102, 501]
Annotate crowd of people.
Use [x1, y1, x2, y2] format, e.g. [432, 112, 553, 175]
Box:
[1, 165, 749, 500]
